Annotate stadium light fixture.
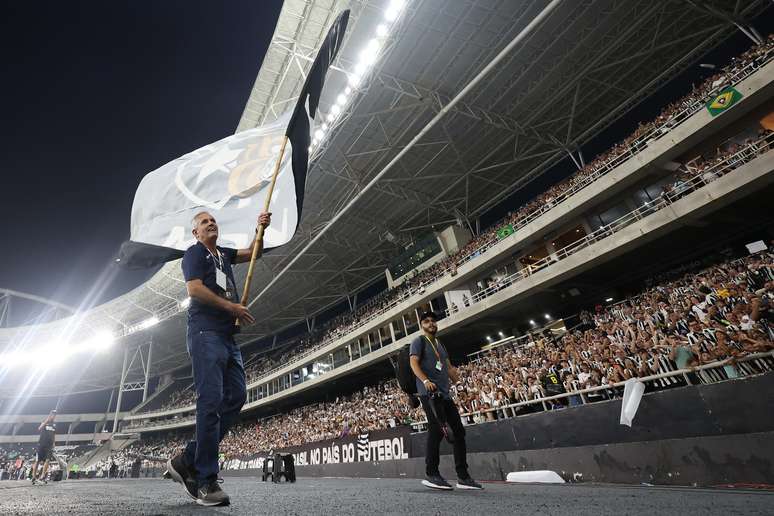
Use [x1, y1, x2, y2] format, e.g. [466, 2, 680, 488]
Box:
[498, 331, 505, 338]
[139, 316, 160, 330]
[485, 336, 492, 342]
[312, 1, 409, 151]
[40, 342, 73, 369]
[544, 313, 551, 320]
[529, 319, 536, 325]
[90, 330, 115, 353]
[385, 0, 405, 21]
[605, 297, 614, 302]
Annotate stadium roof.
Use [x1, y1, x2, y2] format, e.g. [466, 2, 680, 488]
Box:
[1, 0, 769, 395]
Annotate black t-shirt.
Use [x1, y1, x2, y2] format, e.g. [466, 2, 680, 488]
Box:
[39, 423, 55, 447]
[543, 372, 565, 395]
[182, 241, 239, 334]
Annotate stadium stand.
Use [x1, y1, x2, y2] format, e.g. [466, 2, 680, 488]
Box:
[129, 35, 774, 408]
[114, 248, 772, 464]
[133, 120, 773, 416]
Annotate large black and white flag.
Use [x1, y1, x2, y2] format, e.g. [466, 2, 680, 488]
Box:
[118, 10, 350, 269]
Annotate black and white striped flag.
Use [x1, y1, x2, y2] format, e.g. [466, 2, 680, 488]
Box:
[118, 10, 350, 269]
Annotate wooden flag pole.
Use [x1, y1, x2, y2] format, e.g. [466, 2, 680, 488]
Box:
[239, 135, 289, 312]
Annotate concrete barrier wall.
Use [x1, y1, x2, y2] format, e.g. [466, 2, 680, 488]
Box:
[223, 373, 774, 486]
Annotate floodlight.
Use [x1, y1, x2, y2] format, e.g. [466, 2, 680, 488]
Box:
[41, 343, 72, 368]
[498, 331, 505, 338]
[348, 72, 363, 88]
[314, 129, 325, 140]
[140, 316, 160, 330]
[385, 6, 400, 21]
[330, 104, 341, 116]
[485, 336, 492, 341]
[376, 24, 388, 38]
[90, 331, 115, 352]
[544, 314, 551, 320]
[336, 93, 347, 105]
[327, 113, 335, 122]
[605, 297, 614, 302]
[344, 86, 352, 95]
[529, 319, 536, 325]
[322, 123, 329, 131]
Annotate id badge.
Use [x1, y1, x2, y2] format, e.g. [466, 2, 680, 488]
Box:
[216, 268, 227, 291]
[435, 360, 443, 371]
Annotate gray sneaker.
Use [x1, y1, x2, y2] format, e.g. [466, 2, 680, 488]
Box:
[422, 475, 453, 490]
[166, 455, 197, 501]
[197, 481, 230, 507]
[456, 477, 483, 490]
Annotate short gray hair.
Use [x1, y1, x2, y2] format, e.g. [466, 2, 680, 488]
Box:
[191, 211, 211, 231]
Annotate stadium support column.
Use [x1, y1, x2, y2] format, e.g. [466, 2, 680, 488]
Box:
[113, 347, 129, 434]
[142, 338, 153, 403]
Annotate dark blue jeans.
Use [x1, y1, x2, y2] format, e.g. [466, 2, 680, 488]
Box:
[183, 329, 246, 487]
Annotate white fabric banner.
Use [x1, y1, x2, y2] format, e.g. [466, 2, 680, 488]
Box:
[129, 112, 298, 252]
[619, 378, 646, 427]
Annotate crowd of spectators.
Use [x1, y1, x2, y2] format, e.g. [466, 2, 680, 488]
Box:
[156, 386, 196, 413]
[0, 444, 36, 480]
[455, 252, 773, 420]
[138, 36, 774, 414]
[665, 127, 774, 199]
[128, 249, 774, 460]
[0, 443, 96, 481]
[84, 436, 187, 478]
[218, 381, 421, 457]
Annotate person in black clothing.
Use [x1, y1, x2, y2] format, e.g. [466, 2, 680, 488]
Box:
[409, 311, 483, 491]
[31, 410, 56, 484]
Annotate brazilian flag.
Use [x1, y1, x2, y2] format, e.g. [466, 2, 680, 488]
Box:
[706, 87, 743, 117]
[496, 224, 515, 239]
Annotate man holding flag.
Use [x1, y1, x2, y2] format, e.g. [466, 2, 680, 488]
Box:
[157, 10, 350, 507]
[167, 210, 270, 506]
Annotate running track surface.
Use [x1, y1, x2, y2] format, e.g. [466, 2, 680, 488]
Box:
[1, 477, 773, 515]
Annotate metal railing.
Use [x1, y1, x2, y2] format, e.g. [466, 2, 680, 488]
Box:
[410, 352, 774, 431]
[449, 135, 771, 313]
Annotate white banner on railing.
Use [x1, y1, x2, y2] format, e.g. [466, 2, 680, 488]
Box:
[619, 378, 646, 427]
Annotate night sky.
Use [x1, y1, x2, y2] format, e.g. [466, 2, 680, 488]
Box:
[0, 1, 282, 314]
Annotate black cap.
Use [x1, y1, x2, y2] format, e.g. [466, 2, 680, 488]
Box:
[419, 311, 437, 322]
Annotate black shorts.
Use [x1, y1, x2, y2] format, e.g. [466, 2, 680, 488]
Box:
[37, 445, 54, 462]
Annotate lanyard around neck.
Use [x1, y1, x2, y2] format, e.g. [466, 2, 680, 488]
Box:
[205, 246, 223, 269]
[424, 335, 442, 363]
